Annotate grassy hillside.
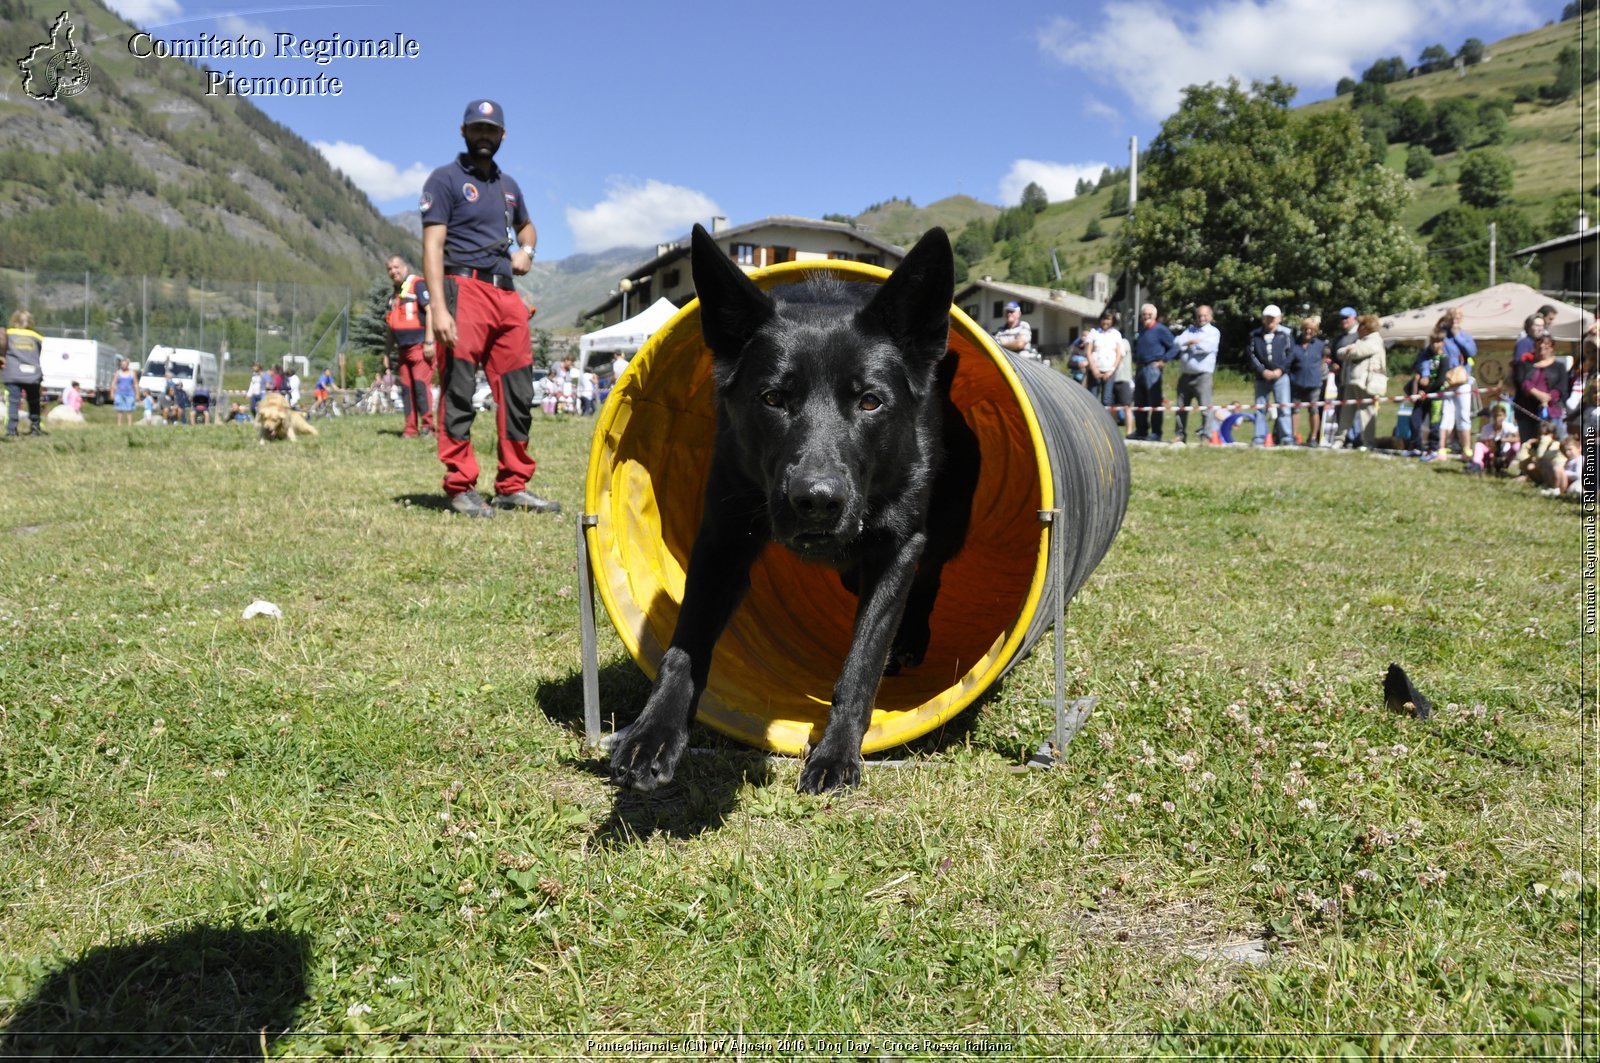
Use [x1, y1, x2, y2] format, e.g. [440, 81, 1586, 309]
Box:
[0, 0, 410, 286]
[964, 188, 1131, 294]
[854, 195, 999, 247]
[1304, 18, 1593, 237]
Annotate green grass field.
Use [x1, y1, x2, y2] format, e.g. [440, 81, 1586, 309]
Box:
[0, 405, 1591, 1060]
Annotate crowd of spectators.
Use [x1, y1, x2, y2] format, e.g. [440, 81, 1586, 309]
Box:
[1053, 301, 1596, 498]
[537, 354, 600, 416]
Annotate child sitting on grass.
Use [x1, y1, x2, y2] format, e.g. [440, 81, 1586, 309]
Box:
[1542, 437, 1584, 497]
[1517, 421, 1561, 483]
[1468, 405, 1519, 474]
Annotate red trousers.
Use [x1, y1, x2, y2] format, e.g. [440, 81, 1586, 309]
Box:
[396, 343, 434, 436]
[436, 276, 537, 497]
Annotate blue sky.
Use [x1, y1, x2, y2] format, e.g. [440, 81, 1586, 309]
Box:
[101, 0, 1563, 260]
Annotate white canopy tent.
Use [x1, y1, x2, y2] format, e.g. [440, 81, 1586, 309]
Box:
[1380, 282, 1593, 344]
[578, 297, 681, 366]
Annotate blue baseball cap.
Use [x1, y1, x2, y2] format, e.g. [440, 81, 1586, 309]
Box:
[1339, 306, 1358, 318]
[1005, 301, 1021, 311]
[462, 99, 505, 128]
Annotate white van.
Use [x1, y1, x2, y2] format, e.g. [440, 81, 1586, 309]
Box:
[138, 346, 219, 397]
[38, 337, 123, 401]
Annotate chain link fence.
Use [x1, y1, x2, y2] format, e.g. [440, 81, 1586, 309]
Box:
[0, 269, 392, 388]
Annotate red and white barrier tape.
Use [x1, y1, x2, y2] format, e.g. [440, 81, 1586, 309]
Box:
[1110, 385, 1497, 415]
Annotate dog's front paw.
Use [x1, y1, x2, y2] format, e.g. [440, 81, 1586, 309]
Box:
[797, 742, 862, 794]
[608, 718, 689, 792]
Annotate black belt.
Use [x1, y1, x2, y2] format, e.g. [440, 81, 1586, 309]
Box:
[444, 266, 515, 291]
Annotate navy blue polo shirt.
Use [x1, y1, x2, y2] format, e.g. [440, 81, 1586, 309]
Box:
[419, 153, 530, 278]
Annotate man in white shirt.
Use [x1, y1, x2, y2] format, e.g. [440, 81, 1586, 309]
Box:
[1173, 304, 1221, 444]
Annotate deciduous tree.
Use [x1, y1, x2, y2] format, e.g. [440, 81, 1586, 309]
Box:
[1116, 78, 1432, 354]
[1457, 149, 1514, 208]
[1426, 205, 1537, 297]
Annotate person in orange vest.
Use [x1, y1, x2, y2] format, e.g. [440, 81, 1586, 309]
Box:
[382, 254, 436, 438]
[1, 309, 46, 438]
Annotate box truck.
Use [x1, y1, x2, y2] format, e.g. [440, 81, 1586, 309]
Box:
[37, 337, 124, 402]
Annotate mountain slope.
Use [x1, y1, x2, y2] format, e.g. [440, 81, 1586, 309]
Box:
[0, 0, 410, 285]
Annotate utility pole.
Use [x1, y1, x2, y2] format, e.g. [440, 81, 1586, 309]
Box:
[1489, 221, 1497, 286]
[1129, 136, 1140, 321]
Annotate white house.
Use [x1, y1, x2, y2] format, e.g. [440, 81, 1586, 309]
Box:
[579, 216, 907, 328]
[1512, 216, 1598, 304]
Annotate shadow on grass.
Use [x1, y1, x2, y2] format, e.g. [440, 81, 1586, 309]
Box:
[570, 749, 775, 848]
[534, 657, 653, 735]
[0, 923, 310, 1060]
[391, 492, 453, 512]
[540, 658, 774, 843]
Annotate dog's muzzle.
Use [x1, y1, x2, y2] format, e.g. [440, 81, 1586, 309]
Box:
[777, 472, 859, 556]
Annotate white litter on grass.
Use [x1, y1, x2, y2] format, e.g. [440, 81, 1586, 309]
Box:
[241, 600, 282, 620]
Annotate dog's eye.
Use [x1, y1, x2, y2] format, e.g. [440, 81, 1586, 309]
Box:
[858, 393, 883, 412]
[760, 389, 785, 409]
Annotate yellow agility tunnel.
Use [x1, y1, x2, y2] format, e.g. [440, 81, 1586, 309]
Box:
[584, 258, 1129, 756]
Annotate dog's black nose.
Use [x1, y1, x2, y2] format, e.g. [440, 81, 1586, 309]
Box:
[790, 476, 845, 528]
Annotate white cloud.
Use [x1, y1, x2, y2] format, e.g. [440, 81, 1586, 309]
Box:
[1038, 0, 1538, 118]
[313, 141, 431, 201]
[214, 13, 271, 43]
[565, 179, 721, 254]
[999, 159, 1112, 205]
[102, 0, 183, 24]
[1083, 97, 1122, 125]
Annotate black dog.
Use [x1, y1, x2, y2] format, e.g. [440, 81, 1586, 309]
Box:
[609, 224, 978, 794]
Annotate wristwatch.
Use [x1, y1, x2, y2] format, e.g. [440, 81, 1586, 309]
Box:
[518, 244, 536, 259]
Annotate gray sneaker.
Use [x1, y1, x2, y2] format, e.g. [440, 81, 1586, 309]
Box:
[449, 489, 495, 518]
[492, 490, 561, 514]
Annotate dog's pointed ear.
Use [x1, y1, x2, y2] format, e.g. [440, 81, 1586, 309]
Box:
[858, 226, 954, 363]
[691, 223, 774, 361]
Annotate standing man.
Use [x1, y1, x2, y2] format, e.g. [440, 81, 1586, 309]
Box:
[1288, 314, 1328, 447]
[1248, 304, 1295, 446]
[1173, 304, 1220, 444]
[382, 254, 436, 438]
[421, 99, 558, 517]
[1130, 303, 1176, 441]
[1, 310, 45, 438]
[993, 301, 1034, 359]
[1328, 306, 1360, 444]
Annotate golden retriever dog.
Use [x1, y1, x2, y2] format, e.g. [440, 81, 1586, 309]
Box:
[256, 392, 318, 443]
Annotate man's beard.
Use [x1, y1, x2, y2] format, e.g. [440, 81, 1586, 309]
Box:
[464, 136, 500, 161]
